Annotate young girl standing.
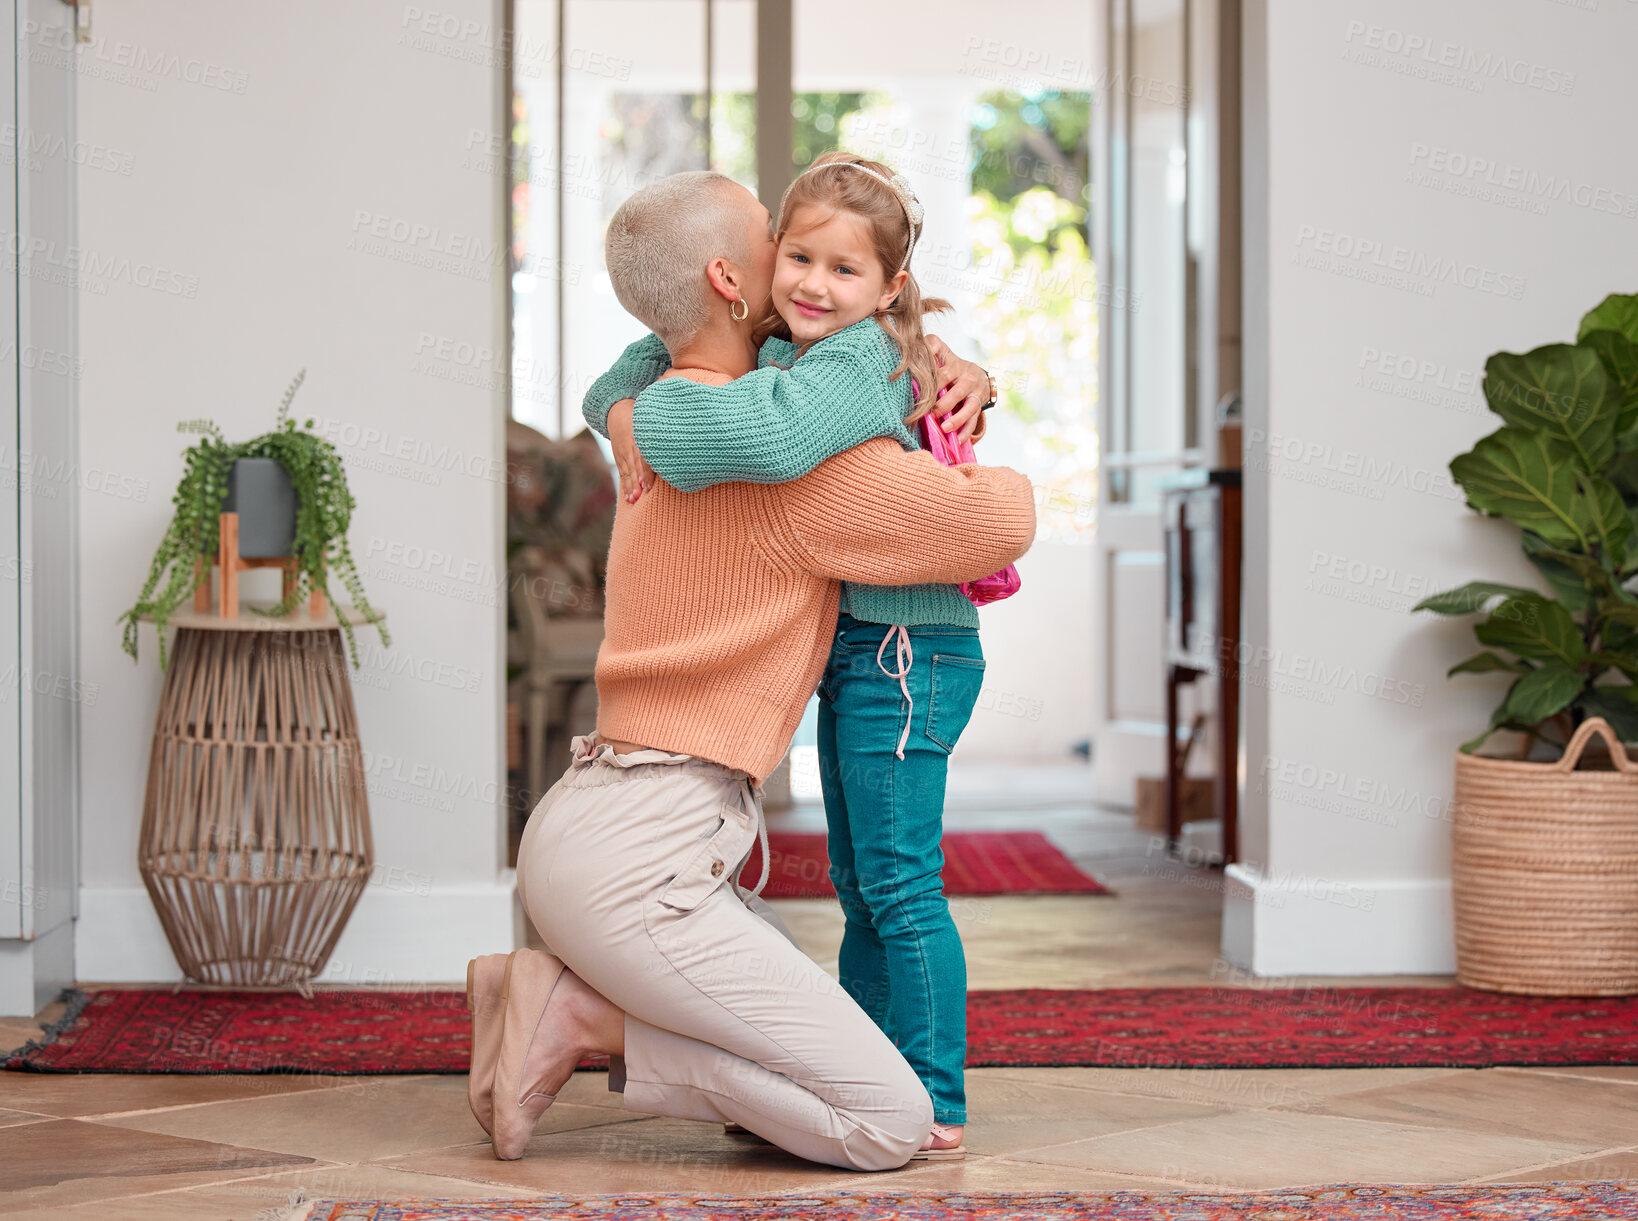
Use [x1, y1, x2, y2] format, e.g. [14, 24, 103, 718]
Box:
[584, 153, 1018, 1158]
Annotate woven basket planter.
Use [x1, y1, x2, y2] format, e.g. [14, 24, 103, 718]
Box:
[1452, 717, 1638, 995]
[138, 626, 372, 988]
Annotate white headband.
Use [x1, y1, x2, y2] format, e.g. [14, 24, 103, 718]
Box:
[780, 161, 926, 273]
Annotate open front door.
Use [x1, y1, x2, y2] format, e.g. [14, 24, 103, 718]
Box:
[1090, 0, 1222, 805]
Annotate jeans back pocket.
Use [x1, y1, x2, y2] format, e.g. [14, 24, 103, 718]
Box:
[926, 654, 987, 753]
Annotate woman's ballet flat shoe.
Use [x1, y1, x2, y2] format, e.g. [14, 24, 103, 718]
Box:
[910, 1124, 967, 1161]
[490, 949, 570, 1160]
[465, 953, 511, 1136]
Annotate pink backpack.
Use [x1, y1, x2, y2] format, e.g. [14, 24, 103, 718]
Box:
[916, 400, 1023, 608]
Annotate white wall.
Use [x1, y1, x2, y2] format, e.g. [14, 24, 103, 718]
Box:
[1228, 0, 1638, 974]
[76, 1, 512, 983]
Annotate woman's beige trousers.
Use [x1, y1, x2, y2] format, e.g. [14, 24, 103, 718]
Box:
[515, 736, 934, 1171]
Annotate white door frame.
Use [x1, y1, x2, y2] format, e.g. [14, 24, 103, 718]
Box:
[1, 0, 81, 1017]
[1090, 0, 1203, 806]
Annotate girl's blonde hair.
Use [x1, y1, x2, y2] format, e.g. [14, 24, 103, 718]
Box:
[758, 151, 952, 425]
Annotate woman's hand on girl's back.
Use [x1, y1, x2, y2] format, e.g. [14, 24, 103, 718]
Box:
[924, 335, 990, 445]
[609, 399, 656, 503]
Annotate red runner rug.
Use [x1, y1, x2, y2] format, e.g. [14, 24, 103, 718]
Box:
[298, 1186, 1638, 1220]
[8, 985, 1638, 1074]
[741, 830, 1107, 898]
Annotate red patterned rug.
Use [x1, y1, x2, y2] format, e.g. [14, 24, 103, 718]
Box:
[296, 1187, 1638, 1220]
[741, 830, 1107, 898]
[8, 985, 1638, 1074]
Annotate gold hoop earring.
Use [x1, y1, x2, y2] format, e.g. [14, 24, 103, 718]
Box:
[729, 299, 749, 322]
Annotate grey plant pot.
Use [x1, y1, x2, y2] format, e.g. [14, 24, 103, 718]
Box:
[222, 457, 298, 559]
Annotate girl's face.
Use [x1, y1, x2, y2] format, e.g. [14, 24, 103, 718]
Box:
[772, 206, 904, 345]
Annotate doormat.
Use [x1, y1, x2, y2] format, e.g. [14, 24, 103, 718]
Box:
[8, 985, 1637, 1074]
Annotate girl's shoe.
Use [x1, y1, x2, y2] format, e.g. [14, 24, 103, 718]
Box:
[490, 949, 571, 1160]
[465, 953, 512, 1136]
[910, 1122, 966, 1161]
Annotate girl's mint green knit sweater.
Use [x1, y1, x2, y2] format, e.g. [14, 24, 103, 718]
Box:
[582, 317, 979, 628]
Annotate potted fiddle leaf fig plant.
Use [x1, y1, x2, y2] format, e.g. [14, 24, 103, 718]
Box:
[118, 370, 389, 669]
[1416, 293, 1638, 755]
[1415, 292, 1638, 997]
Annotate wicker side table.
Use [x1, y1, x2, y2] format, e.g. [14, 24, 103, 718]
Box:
[137, 601, 385, 988]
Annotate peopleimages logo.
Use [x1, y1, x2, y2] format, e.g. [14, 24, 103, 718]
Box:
[1306, 550, 1448, 605]
[1342, 21, 1577, 95]
[1246, 426, 1464, 505]
[958, 36, 1189, 107]
[1199, 631, 1426, 708]
[1355, 346, 1484, 417]
[1259, 755, 1483, 828]
[1409, 144, 1637, 220]
[1294, 226, 1527, 300]
[1358, 348, 1479, 396]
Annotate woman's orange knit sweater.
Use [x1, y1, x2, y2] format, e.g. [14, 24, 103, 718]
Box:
[594, 436, 1036, 784]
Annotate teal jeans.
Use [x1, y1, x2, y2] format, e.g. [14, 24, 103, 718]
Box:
[817, 613, 986, 1125]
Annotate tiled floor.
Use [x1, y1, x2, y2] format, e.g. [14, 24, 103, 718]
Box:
[2, 763, 1634, 1216]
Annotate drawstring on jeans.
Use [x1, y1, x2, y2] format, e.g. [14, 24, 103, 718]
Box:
[876, 626, 915, 760]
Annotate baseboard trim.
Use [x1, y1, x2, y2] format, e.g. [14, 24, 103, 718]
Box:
[76, 880, 518, 985]
[1220, 863, 1456, 977]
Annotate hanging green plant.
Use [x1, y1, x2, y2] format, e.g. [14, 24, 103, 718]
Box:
[118, 370, 390, 670]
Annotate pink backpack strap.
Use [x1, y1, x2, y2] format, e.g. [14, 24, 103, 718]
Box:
[917, 406, 1022, 609]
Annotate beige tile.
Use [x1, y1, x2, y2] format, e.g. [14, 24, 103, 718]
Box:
[872, 1156, 1196, 1193]
[961, 1072, 1222, 1154]
[0, 1117, 316, 1214]
[0, 1025, 43, 1053]
[382, 1116, 877, 1196]
[0, 1070, 353, 1118]
[761, 890, 1232, 991]
[0, 1001, 69, 1059]
[962, 896, 1220, 991]
[1498, 1065, 1638, 1087]
[978, 1065, 1471, 1112]
[1, 1164, 541, 1221]
[1280, 1067, 1638, 1147]
[1483, 1149, 1638, 1183]
[1007, 1108, 1600, 1190]
[99, 1075, 640, 1163]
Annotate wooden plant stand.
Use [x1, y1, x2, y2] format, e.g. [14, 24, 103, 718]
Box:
[137, 601, 383, 988]
[194, 511, 326, 620]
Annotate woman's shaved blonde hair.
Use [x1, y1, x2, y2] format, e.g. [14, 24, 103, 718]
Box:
[603, 171, 755, 354]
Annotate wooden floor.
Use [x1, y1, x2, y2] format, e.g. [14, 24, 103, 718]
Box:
[3, 763, 1636, 1216]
